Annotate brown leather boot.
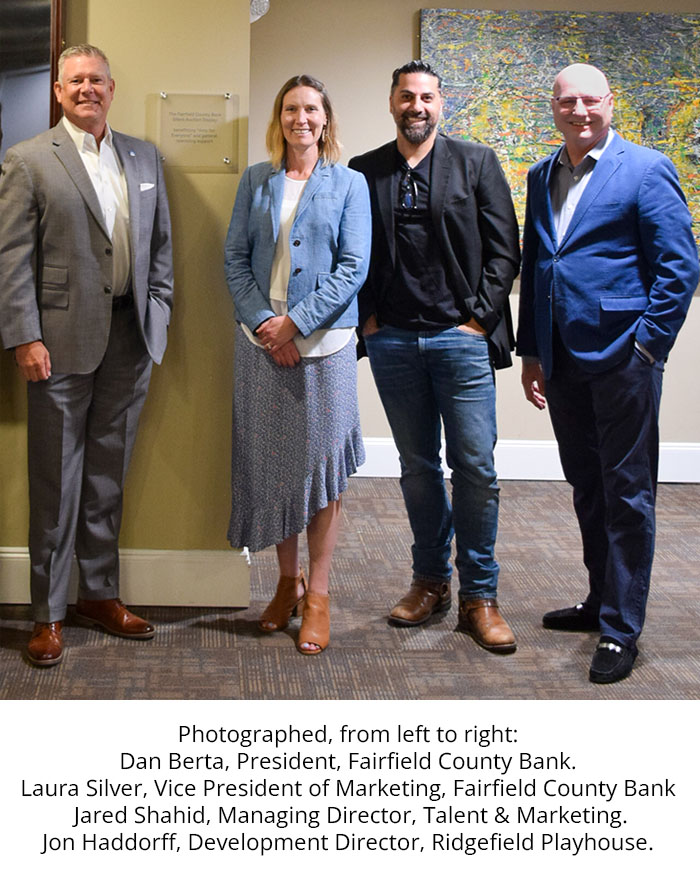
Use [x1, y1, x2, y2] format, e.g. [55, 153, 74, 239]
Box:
[27, 621, 64, 666]
[389, 578, 451, 626]
[258, 570, 307, 632]
[458, 598, 516, 653]
[297, 592, 330, 655]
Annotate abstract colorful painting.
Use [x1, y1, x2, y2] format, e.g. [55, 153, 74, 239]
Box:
[421, 9, 700, 245]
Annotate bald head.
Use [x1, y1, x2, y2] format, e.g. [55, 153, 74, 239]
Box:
[551, 63, 614, 165]
[553, 64, 610, 98]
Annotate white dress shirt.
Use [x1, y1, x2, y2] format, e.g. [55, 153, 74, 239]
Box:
[550, 128, 614, 245]
[62, 116, 131, 297]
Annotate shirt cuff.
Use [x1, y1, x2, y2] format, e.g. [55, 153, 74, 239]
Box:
[634, 340, 655, 364]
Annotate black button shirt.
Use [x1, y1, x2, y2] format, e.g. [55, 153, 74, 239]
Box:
[379, 146, 464, 330]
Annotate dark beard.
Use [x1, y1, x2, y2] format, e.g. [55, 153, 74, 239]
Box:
[398, 113, 436, 144]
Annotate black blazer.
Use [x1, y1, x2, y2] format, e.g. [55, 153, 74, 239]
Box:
[349, 134, 520, 369]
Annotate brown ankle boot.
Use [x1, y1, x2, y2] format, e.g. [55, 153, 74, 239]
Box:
[297, 592, 330, 655]
[458, 598, 516, 653]
[258, 570, 307, 632]
[389, 577, 451, 626]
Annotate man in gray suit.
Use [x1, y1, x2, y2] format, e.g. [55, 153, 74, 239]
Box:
[0, 45, 173, 666]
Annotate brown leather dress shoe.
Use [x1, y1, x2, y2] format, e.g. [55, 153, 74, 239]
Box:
[75, 599, 155, 639]
[458, 598, 516, 653]
[389, 578, 451, 626]
[27, 621, 63, 666]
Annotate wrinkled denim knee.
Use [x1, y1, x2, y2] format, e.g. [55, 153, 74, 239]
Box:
[366, 326, 500, 598]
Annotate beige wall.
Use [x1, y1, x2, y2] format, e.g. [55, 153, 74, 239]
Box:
[0, 0, 250, 550]
[1, 1, 698, 559]
[250, 0, 700, 444]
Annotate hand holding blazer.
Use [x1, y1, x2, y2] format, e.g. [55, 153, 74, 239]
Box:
[517, 132, 699, 378]
[224, 160, 371, 336]
[0, 122, 173, 373]
[349, 134, 521, 368]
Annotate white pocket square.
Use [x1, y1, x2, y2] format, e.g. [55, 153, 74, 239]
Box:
[140, 182, 155, 192]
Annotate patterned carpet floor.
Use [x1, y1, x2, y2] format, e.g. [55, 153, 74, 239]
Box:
[1, 479, 698, 700]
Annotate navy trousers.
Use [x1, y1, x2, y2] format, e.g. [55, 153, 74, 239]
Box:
[546, 329, 664, 648]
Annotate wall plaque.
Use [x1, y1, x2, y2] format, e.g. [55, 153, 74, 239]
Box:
[157, 92, 239, 172]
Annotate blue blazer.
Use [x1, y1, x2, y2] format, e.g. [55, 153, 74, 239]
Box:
[224, 160, 371, 336]
[517, 132, 699, 378]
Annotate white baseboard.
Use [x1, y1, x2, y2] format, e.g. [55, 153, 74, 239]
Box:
[355, 437, 700, 483]
[4, 441, 696, 606]
[656, 443, 700, 483]
[0, 548, 250, 607]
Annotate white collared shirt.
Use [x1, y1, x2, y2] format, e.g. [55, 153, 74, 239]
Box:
[62, 116, 132, 297]
[550, 128, 614, 245]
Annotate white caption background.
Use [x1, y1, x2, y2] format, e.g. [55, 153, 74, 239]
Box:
[1, 699, 696, 875]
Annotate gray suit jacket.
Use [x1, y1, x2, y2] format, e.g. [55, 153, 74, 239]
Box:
[0, 122, 173, 373]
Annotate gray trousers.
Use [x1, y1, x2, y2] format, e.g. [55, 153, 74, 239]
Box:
[27, 304, 153, 622]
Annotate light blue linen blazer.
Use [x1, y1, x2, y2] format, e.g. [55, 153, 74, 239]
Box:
[224, 159, 371, 337]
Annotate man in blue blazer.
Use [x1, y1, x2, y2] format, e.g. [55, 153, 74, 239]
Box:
[517, 63, 699, 683]
[0, 45, 173, 666]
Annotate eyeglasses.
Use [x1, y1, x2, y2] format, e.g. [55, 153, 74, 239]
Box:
[553, 93, 611, 111]
[399, 167, 418, 209]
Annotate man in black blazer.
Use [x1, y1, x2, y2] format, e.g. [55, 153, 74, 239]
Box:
[350, 61, 520, 652]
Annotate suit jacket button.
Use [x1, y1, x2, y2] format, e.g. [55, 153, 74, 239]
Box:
[293, 267, 302, 275]
[104, 285, 112, 294]
[293, 240, 301, 246]
[105, 247, 112, 256]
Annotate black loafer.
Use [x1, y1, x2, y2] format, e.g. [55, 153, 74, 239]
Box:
[589, 638, 637, 684]
[543, 602, 599, 631]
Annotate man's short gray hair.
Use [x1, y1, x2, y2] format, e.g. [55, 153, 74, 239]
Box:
[57, 44, 111, 83]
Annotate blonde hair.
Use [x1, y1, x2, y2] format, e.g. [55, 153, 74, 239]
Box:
[266, 75, 342, 170]
[57, 44, 111, 84]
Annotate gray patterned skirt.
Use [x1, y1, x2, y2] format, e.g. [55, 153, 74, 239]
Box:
[228, 325, 365, 552]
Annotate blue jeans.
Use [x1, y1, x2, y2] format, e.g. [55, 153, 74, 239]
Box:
[365, 325, 500, 598]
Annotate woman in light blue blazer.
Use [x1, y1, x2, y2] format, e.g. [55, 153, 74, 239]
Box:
[224, 75, 371, 655]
